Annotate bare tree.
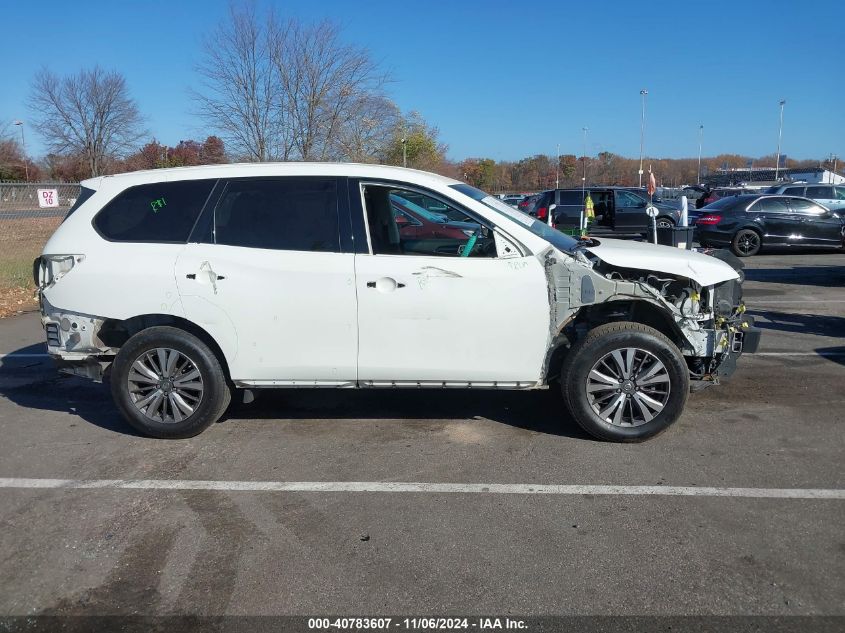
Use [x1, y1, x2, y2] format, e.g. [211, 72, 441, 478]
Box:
[333, 94, 400, 163]
[29, 67, 144, 177]
[271, 18, 388, 161]
[192, 3, 289, 161]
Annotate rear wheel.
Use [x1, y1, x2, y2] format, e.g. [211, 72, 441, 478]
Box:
[731, 229, 761, 257]
[560, 322, 689, 442]
[110, 326, 230, 438]
[656, 217, 675, 228]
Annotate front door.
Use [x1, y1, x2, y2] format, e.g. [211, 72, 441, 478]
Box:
[613, 190, 648, 230]
[354, 183, 550, 385]
[175, 177, 358, 384]
[746, 197, 803, 244]
[787, 197, 844, 247]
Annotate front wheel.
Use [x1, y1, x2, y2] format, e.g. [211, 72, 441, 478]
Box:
[656, 217, 675, 228]
[560, 322, 690, 442]
[110, 326, 231, 438]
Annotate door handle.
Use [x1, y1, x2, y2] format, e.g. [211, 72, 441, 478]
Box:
[186, 273, 196, 279]
[366, 278, 405, 291]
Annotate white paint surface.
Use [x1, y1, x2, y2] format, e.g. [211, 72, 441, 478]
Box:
[0, 478, 842, 500]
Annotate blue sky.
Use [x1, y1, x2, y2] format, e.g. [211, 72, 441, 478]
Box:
[1, 0, 842, 162]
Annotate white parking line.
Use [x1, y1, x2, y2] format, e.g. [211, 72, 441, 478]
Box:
[0, 478, 842, 500]
[753, 352, 845, 357]
[749, 299, 845, 304]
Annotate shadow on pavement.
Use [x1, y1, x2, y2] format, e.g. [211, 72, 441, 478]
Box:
[815, 346, 845, 367]
[744, 264, 845, 287]
[0, 344, 590, 440]
[751, 310, 845, 337]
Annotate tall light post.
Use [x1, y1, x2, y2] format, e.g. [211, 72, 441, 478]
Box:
[774, 99, 786, 181]
[401, 137, 407, 168]
[697, 124, 704, 184]
[638, 89, 648, 187]
[13, 120, 28, 182]
[581, 127, 588, 188]
[555, 142, 560, 189]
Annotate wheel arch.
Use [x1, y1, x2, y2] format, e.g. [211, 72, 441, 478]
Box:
[98, 314, 232, 381]
[543, 300, 685, 384]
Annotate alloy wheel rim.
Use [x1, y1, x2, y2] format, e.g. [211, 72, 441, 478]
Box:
[738, 232, 759, 255]
[656, 219, 673, 228]
[585, 347, 671, 427]
[127, 348, 204, 423]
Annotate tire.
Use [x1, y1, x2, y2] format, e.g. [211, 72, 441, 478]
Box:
[110, 326, 231, 438]
[560, 322, 689, 442]
[656, 217, 675, 228]
[731, 228, 761, 257]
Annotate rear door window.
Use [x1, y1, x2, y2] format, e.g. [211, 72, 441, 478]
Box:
[805, 186, 833, 199]
[94, 180, 216, 242]
[214, 178, 340, 252]
[788, 198, 826, 215]
[784, 186, 805, 197]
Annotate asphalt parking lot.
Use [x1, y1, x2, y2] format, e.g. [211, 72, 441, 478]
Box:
[0, 251, 843, 624]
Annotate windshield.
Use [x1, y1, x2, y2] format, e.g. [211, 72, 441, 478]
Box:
[450, 183, 579, 252]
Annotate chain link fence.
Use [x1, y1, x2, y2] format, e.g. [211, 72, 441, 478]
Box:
[0, 181, 81, 316]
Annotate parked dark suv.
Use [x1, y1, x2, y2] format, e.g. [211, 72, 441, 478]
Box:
[532, 187, 680, 233]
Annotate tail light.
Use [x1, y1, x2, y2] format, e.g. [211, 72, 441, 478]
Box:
[36, 254, 85, 287]
[696, 214, 722, 226]
[536, 206, 548, 221]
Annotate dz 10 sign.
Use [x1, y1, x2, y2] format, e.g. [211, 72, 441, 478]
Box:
[37, 189, 59, 208]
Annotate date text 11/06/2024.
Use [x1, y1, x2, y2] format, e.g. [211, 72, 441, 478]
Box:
[308, 617, 528, 630]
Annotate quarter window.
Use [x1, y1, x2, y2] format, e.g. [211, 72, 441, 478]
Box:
[94, 180, 215, 242]
[214, 179, 340, 252]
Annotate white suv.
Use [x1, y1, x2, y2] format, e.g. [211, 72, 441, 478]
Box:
[36, 163, 759, 441]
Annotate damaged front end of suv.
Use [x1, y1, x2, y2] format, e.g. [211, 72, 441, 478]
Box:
[543, 238, 761, 390]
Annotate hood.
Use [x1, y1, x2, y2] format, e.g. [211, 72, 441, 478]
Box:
[584, 238, 740, 286]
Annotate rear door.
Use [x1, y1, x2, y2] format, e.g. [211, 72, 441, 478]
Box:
[787, 197, 843, 247]
[804, 185, 836, 211]
[174, 176, 358, 384]
[833, 186, 845, 212]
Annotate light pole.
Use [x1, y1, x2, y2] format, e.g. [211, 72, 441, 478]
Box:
[581, 127, 588, 188]
[555, 142, 560, 189]
[774, 99, 786, 181]
[697, 124, 704, 184]
[638, 89, 648, 187]
[13, 120, 28, 182]
[401, 137, 407, 168]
